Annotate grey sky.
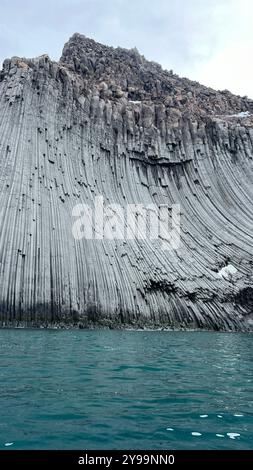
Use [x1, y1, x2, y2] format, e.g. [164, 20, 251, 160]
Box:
[0, 0, 252, 97]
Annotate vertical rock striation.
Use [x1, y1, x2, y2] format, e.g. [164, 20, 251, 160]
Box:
[0, 33, 253, 330]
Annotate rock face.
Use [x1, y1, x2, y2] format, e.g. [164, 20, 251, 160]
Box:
[1, 33, 253, 330]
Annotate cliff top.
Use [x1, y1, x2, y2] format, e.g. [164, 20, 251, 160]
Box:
[1, 33, 253, 121]
[59, 33, 253, 118]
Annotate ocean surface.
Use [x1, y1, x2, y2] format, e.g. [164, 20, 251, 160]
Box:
[0, 329, 252, 450]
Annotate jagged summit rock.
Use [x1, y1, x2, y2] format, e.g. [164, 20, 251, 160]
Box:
[0, 34, 253, 330]
[60, 33, 253, 116]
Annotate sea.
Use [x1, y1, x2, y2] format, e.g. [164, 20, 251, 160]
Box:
[0, 329, 252, 450]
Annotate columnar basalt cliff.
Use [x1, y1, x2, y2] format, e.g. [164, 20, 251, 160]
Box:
[1, 33, 253, 330]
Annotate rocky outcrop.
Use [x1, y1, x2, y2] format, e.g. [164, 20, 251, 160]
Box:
[0, 33, 253, 330]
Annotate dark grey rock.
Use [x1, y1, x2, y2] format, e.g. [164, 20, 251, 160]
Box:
[0, 34, 253, 331]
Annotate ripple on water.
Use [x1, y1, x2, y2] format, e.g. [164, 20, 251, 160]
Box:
[0, 330, 252, 450]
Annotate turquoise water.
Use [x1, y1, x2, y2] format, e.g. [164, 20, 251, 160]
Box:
[0, 329, 252, 450]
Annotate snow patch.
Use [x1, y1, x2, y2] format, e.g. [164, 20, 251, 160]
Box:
[218, 264, 237, 281]
[230, 111, 251, 118]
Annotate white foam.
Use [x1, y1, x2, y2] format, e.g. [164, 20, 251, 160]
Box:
[227, 433, 241, 439]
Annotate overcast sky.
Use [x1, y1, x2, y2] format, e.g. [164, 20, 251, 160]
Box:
[0, 0, 252, 97]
